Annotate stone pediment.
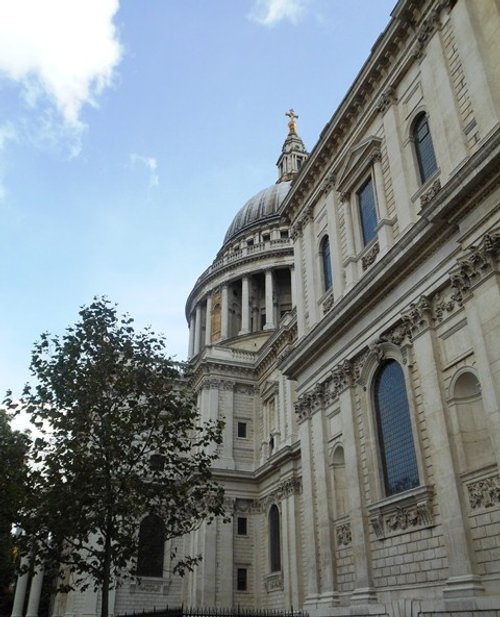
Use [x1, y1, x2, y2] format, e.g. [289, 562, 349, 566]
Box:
[335, 135, 382, 193]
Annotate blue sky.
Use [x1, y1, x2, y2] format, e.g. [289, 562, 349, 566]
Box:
[0, 0, 395, 397]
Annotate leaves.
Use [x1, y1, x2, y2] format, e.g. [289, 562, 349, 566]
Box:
[3, 297, 225, 616]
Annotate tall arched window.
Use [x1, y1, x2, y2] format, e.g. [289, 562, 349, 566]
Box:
[268, 504, 281, 572]
[137, 515, 165, 577]
[357, 177, 378, 246]
[413, 113, 437, 183]
[374, 360, 419, 496]
[320, 235, 333, 291]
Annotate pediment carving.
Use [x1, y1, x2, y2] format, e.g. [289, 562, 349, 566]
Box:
[335, 136, 383, 193]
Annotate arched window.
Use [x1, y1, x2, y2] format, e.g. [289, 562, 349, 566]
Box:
[320, 235, 333, 291]
[268, 504, 281, 572]
[137, 515, 165, 577]
[357, 177, 378, 246]
[413, 113, 437, 183]
[374, 360, 419, 496]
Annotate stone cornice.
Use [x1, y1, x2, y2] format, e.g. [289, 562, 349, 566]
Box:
[281, 136, 500, 380]
[281, 0, 450, 227]
[293, 227, 500, 422]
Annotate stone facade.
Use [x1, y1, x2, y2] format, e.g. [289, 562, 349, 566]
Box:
[33, 1, 500, 617]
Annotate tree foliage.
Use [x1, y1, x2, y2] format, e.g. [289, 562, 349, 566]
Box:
[0, 411, 29, 609]
[4, 298, 226, 617]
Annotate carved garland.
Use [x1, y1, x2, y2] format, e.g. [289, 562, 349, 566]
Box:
[467, 474, 500, 510]
[336, 522, 352, 547]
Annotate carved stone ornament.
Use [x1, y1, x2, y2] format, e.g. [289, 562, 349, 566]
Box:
[321, 171, 336, 194]
[412, 7, 442, 60]
[201, 377, 235, 390]
[255, 478, 302, 513]
[449, 230, 500, 303]
[367, 485, 434, 540]
[375, 86, 397, 113]
[336, 523, 352, 547]
[401, 295, 433, 336]
[419, 178, 441, 207]
[467, 474, 500, 510]
[322, 292, 334, 314]
[265, 572, 284, 592]
[361, 241, 380, 270]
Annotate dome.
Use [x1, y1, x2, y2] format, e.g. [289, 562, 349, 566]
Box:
[223, 181, 292, 245]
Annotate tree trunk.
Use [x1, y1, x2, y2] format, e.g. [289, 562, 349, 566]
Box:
[101, 531, 112, 617]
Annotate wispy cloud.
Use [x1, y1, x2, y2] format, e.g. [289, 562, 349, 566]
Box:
[248, 0, 309, 26]
[0, 124, 18, 202]
[129, 154, 160, 188]
[0, 0, 123, 151]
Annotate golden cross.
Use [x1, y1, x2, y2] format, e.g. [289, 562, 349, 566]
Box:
[286, 108, 299, 133]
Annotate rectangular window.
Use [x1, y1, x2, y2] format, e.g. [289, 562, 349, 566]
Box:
[236, 567, 247, 591]
[357, 177, 378, 246]
[280, 230, 289, 239]
[237, 517, 247, 535]
[237, 422, 247, 438]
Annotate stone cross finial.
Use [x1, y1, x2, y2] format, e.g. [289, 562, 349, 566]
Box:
[286, 108, 299, 134]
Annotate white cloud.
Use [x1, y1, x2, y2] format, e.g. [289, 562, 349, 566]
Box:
[248, 0, 309, 26]
[129, 154, 160, 188]
[0, 0, 123, 132]
[0, 123, 18, 201]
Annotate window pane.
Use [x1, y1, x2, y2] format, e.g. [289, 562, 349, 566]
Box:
[137, 515, 165, 577]
[237, 421, 247, 438]
[237, 516, 247, 535]
[269, 505, 281, 572]
[357, 178, 377, 245]
[375, 360, 419, 496]
[237, 567, 247, 591]
[321, 236, 333, 291]
[414, 114, 437, 183]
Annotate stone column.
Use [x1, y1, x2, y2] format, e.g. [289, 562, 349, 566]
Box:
[381, 93, 414, 233]
[194, 303, 202, 356]
[310, 405, 338, 606]
[338, 369, 376, 604]
[407, 297, 484, 597]
[221, 284, 229, 339]
[239, 276, 250, 335]
[451, 256, 500, 469]
[372, 152, 393, 254]
[11, 556, 30, 617]
[283, 491, 301, 609]
[326, 189, 344, 298]
[217, 512, 234, 605]
[264, 270, 275, 330]
[26, 566, 44, 617]
[205, 294, 212, 346]
[298, 413, 320, 605]
[188, 312, 195, 359]
[292, 227, 307, 337]
[289, 265, 296, 308]
[342, 193, 358, 290]
[303, 216, 319, 325]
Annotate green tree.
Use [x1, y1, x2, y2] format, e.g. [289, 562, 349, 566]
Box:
[4, 298, 225, 617]
[0, 410, 29, 612]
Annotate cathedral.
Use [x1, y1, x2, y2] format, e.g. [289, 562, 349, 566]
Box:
[12, 0, 500, 616]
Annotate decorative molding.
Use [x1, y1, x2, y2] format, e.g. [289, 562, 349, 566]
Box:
[235, 383, 258, 396]
[401, 295, 433, 336]
[375, 86, 397, 113]
[361, 241, 380, 270]
[200, 377, 235, 390]
[321, 171, 336, 194]
[420, 178, 442, 207]
[449, 230, 500, 303]
[367, 485, 434, 540]
[235, 478, 302, 514]
[336, 523, 352, 547]
[264, 572, 283, 592]
[467, 474, 500, 511]
[411, 7, 442, 60]
[322, 292, 334, 314]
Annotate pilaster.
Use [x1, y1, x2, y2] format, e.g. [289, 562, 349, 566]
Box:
[403, 296, 484, 597]
[264, 270, 275, 330]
